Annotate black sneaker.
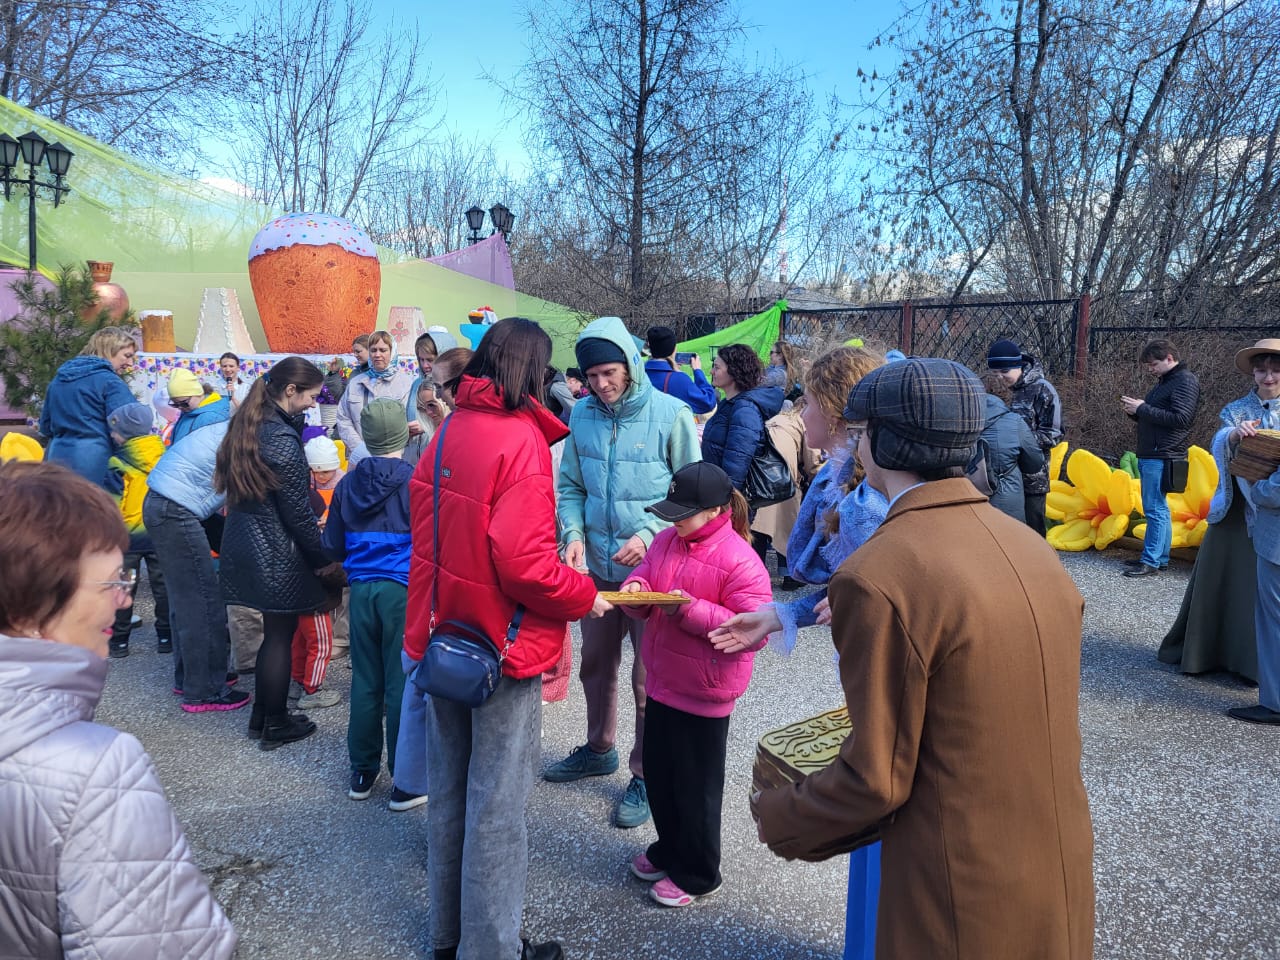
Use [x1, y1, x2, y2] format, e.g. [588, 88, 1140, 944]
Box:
[156, 637, 173, 654]
[388, 787, 429, 811]
[349, 771, 378, 800]
[259, 713, 316, 751]
[521, 939, 565, 960]
[108, 641, 129, 659]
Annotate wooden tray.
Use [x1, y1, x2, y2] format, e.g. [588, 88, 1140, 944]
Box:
[1230, 429, 1280, 482]
[598, 590, 692, 607]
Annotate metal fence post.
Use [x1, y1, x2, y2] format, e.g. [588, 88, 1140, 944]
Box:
[900, 301, 913, 355]
[1074, 293, 1091, 379]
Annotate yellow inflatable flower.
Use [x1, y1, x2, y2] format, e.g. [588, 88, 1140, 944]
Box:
[1133, 445, 1218, 548]
[1046, 449, 1136, 551]
[1044, 442, 1072, 521]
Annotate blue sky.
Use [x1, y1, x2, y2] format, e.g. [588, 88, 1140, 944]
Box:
[389, 0, 903, 170]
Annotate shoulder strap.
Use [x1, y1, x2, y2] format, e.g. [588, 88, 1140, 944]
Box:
[430, 416, 451, 630]
[662, 370, 674, 392]
[430, 416, 524, 658]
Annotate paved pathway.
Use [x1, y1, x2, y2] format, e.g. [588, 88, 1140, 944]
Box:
[96, 549, 1279, 959]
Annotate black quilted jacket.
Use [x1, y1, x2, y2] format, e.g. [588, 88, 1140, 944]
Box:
[218, 405, 329, 614]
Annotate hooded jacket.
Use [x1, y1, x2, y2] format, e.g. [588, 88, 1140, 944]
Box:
[701, 383, 785, 491]
[405, 377, 598, 677]
[0, 634, 237, 959]
[1007, 359, 1063, 495]
[643, 358, 718, 414]
[979, 393, 1045, 522]
[39, 355, 136, 443]
[170, 393, 231, 445]
[109, 433, 166, 543]
[219, 404, 330, 614]
[558, 317, 702, 583]
[147, 419, 229, 520]
[323, 456, 414, 585]
[621, 512, 773, 717]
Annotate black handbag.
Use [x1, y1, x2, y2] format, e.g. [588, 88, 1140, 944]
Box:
[743, 408, 796, 509]
[409, 416, 524, 708]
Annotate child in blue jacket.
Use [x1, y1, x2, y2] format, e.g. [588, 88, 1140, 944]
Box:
[322, 399, 414, 802]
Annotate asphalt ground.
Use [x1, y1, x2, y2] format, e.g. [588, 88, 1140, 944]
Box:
[96, 547, 1279, 959]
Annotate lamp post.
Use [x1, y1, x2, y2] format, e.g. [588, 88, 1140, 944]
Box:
[0, 130, 74, 272]
[463, 202, 516, 245]
[465, 205, 486, 245]
[488, 202, 515, 242]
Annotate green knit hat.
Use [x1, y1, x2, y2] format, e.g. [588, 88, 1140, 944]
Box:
[361, 398, 410, 455]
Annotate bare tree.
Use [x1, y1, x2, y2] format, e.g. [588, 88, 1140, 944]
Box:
[226, 0, 435, 217]
[0, 0, 236, 163]
[511, 0, 839, 323]
[355, 134, 517, 258]
[861, 0, 1279, 308]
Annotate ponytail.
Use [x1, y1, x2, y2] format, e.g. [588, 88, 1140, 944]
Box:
[214, 356, 322, 505]
[728, 489, 752, 543]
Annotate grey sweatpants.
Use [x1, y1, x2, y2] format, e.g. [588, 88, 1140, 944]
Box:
[579, 575, 646, 778]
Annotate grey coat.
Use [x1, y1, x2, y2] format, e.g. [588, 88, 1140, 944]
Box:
[0, 634, 236, 959]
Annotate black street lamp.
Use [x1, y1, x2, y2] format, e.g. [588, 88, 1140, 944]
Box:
[0, 129, 74, 271]
[464, 202, 516, 245]
[488, 202, 515, 241]
[465, 205, 486, 245]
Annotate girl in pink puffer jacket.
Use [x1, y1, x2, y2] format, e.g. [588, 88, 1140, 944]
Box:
[618, 461, 773, 909]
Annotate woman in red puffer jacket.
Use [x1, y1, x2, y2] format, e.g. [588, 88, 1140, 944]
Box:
[404, 317, 611, 960]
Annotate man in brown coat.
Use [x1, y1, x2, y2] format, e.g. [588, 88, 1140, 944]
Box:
[750, 358, 1094, 959]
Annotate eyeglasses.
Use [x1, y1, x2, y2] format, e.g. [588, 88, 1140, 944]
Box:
[95, 568, 138, 597]
[168, 396, 196, 409]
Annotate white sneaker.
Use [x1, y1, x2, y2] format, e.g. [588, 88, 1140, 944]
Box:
[297, 688, 340, 710]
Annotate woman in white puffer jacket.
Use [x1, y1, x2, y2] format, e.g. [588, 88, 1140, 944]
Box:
[0, 460, 237, 959]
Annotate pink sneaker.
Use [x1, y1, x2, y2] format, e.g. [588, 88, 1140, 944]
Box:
[649, 876, 721, 908]
[630, 851, 666, 882]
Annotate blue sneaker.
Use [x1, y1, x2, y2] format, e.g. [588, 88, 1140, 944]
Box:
[543, 744, 619, 782]
[614, 776, 650, 828]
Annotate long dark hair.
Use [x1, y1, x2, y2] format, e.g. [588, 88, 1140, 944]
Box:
[214, 356, 323, 505]
[461, 317, 552, 411]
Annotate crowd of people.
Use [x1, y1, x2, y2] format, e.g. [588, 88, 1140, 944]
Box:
[6, 313, 1279, 959]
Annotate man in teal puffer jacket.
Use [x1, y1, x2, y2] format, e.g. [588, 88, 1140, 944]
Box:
[549, 317, 701, 828]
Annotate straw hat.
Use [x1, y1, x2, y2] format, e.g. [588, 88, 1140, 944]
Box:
[1235, 338, 1280, 375]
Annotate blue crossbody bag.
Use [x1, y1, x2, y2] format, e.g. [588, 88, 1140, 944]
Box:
[410, 416, 524, 708]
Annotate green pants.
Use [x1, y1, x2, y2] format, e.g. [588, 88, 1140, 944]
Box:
[347, 579, 408, 775]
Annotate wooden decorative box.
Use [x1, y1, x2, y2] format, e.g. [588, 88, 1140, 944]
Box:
[752, 706, 881, 853]
[1229, 429, 1280, 482]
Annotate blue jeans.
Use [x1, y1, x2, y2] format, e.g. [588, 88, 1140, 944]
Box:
[392, 651, 429, 796]
[1138, 458, 1171, 569]
[142, 492, 231, 702]
[1255, 555, 1280, 712]
[425, 674, 541, 960]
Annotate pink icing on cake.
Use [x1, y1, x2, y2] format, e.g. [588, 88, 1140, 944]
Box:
[249, 212, 377, 260]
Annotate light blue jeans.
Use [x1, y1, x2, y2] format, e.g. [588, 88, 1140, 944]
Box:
[392, 652, 429, 796]
[425, 674, 542, 960]
[1138, 458, 1171, 569]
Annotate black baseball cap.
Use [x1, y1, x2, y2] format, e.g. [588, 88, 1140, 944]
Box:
[645, 462, 735, 522]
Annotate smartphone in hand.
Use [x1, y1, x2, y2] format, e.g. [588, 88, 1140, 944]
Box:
[675, 352, 696, 364]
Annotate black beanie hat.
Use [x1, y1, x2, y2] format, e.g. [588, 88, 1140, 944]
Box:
[575, 337, 628, 373]
[986, 338, 1025, 371]
[646, 326, 678, 359]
